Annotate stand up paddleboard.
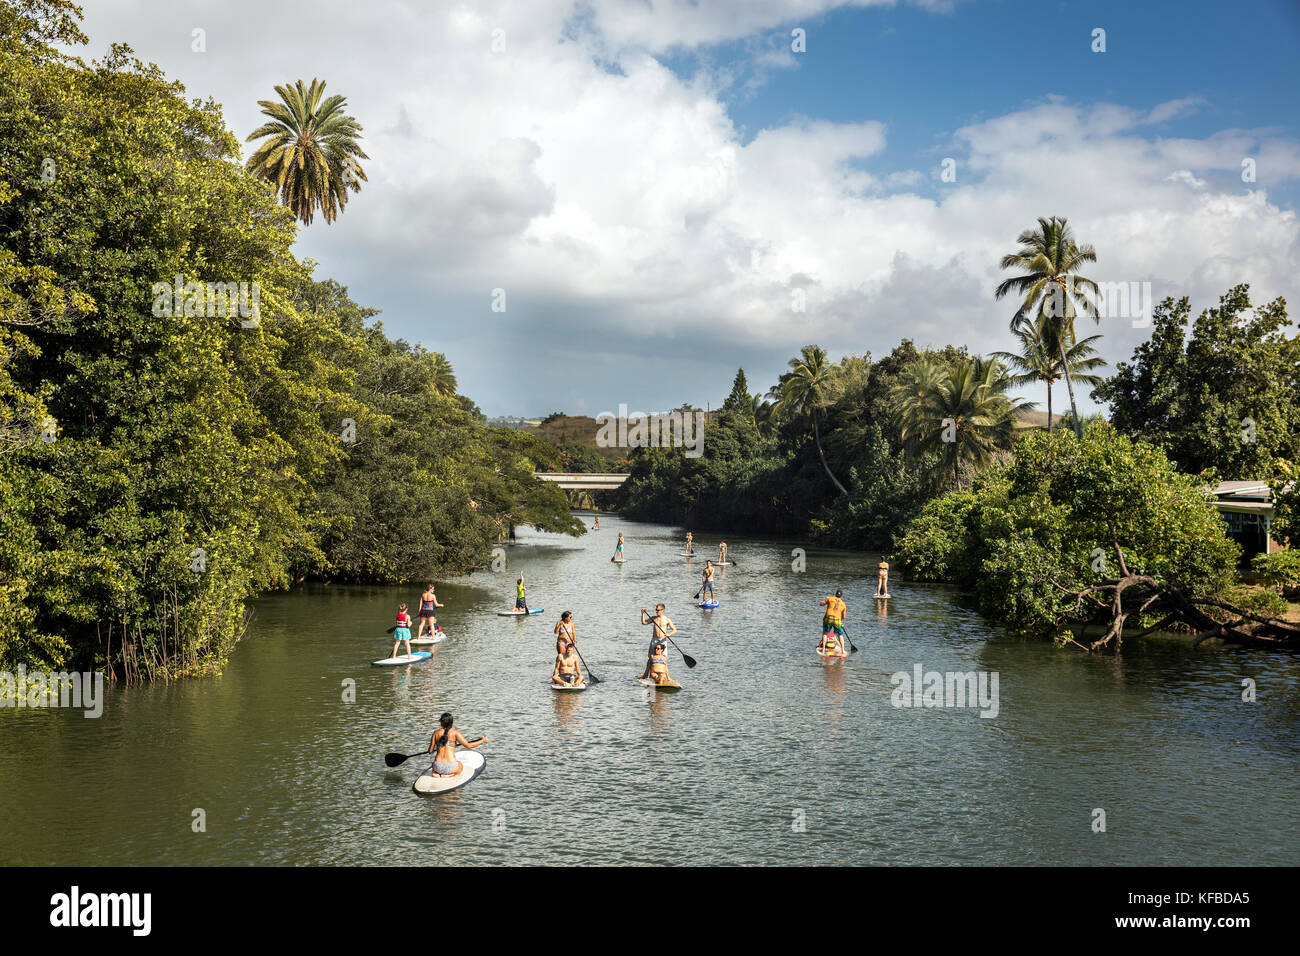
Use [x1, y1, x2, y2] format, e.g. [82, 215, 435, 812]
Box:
[875, 594, 891, 600]
[372, 651, 433, 666]
[679, 551, 695, 557]
[496, 608, 545, 616]
[410, 630, 447, 645]
[817, 647, 849, 660]
[637, 678, 682, 692]
[698, 601, 719, 609]
[413, 750, 486, 795]
[550, 680, 587, 692]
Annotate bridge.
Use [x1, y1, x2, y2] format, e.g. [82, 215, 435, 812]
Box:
[537, 472, 629, 490]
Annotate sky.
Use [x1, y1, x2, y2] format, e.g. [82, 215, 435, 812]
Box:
[71, 0, 1300, 417]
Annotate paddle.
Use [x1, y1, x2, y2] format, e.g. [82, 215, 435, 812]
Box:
[842, 626, 858, 654]
[572, 644, 601, 685]
[666, 635, 697, 668]
[385, 737, 484, 768]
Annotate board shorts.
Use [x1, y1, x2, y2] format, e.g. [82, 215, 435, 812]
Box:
[395, 626, 411, 639]
[558, 671, 579, 684]
[515, 597, 527, 609]
[822, 618, 843, 636]
[702, 581, 714, 595]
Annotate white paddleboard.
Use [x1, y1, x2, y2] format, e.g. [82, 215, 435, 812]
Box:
[372, 651, 433, 666]
[637, 677, 682, 692]
[698, 601, 719, 608]
[550, 680, 587, 692]
[413, 750, 486, 795]
[497, 607, 544, 616]
[410, 630, 447, 645]
[679, 551, 696, 556]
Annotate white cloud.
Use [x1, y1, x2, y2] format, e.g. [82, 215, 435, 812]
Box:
[71, 3, 1300, 414]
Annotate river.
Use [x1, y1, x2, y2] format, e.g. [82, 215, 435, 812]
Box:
[2, 514, 1297, 865]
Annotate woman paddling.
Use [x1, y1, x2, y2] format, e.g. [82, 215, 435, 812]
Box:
[612, 532, 625, 563]
[416, 584, 444, 639]
[428, 712, 487, 778]
[554, 611, 577, 654]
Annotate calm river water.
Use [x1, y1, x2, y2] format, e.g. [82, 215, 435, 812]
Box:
[2, 514, 1297, 865]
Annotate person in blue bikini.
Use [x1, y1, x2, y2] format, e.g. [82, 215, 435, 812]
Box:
[428, 712, 487, 777]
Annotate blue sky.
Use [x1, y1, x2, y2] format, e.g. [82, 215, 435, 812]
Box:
[77, 0, 1300, 417]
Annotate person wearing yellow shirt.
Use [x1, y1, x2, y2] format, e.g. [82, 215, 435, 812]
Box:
[818, 589, 847, 656]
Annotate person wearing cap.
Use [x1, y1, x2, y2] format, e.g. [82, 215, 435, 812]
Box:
[819, 589, 847, 654]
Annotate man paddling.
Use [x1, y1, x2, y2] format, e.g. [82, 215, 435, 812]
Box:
[550, 637, 585, 687]
[700, 560, 716, 604]
[819, 590, 847, 654]
[718, 541, 728, 565]
[640, 604, 677, 678]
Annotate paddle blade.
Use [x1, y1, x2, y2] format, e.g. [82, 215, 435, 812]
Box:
[384, 752, 412, 767]
[682, 653, 697, 668]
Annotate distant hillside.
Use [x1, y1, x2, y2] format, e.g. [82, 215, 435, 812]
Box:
[1016, 408, 1059, 429]
[486, 416, 542, 429]
[528, 414, 624, 462]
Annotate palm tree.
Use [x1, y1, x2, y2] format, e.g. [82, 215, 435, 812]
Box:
[751, 394, 775, 437]
[245, 79, 369, 225]
[994, 216, 1099, 438]
[769, 344, 848, 494]
[429, 352, 458, 397]
[894, 356, 1034, 488]
[991, 311, 1106, 431]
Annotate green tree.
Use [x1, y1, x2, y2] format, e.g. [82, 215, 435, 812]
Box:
[994, 216, 1099, 438]
[769, 344, 848, 494]
[991, 310, 1106, 431]
[892, 356, 1032, 489]
[1092, 285, 1300, 481]
[893, 424, 1250, 649]
[722, 368, 750, 413]
[245, 78, 368, 225]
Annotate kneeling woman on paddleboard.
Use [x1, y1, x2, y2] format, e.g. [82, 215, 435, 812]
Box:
[643, 642, 671, 685]
[428, 713, 487, 778]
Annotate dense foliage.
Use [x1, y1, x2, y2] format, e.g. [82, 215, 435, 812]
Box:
[1093, 285, 1300, 481]
[892, 424, 1241, 639]
[0, 2, 580, 680]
